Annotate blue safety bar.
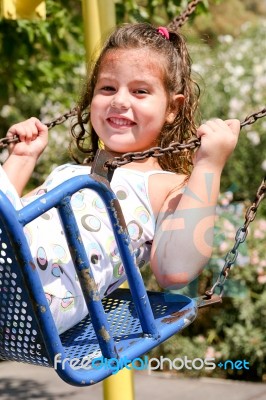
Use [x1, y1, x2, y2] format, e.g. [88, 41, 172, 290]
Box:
[0, 174, 197, 386]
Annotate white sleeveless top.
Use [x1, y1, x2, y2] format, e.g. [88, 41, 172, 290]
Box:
[0, 164, 173, 332]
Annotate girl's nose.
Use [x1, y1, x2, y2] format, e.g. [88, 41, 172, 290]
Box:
[110, 90, 130, 110]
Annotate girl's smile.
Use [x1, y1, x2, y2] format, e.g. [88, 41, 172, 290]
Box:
[107, 115, 136, 129]
[90, 48, 178, 154]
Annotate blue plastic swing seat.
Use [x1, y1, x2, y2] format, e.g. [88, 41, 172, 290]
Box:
[0, 173, 197, 386]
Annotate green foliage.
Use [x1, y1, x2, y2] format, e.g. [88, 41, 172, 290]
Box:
[115, 0, 183, 25]
[146, 195, 266, 381]
[115, 0, 213, 25]
[0, 0, 84, 110]
[0, 0, 86, 180]
[190, 0, 255, 45]
[210, 200, 266, 380]
[190, 21, 266, 215]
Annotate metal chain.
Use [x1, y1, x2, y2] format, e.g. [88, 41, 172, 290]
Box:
[239, 106, 266, 128]
[204, 176, 266, 299]
[167, 0, 202, 31]
[0, 107, 78, 150]
[105, 137, 200, 168]
[105, 107, 266, 169]
[1, 106, 266, 159]
[45, 107, 78, 130]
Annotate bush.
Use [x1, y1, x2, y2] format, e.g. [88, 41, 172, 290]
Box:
[146, 192, 266, 381]
[190, 21, 266, 214]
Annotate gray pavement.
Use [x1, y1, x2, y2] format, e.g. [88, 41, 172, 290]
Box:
[0, 361, 266, 400]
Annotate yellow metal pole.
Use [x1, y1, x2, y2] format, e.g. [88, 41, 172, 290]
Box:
[1, 0, 46, 19]
[81, 0, 116, 63]
[103, 366, 135, 400]
[81, 0, 102, 63]
[98, 0, 116, 40]
[103, 280, 135, 400]
[16, 0, 45, 18]
[81, 2, 134, 397]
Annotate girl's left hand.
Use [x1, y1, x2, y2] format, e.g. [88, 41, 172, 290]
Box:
[6, 117, 48, 160]
[194, 118, 240, 170]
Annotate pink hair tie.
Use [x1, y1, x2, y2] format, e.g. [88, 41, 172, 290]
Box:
[157, 27, 170, 40]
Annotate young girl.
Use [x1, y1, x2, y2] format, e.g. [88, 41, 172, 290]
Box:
[1, 23, 240, 334]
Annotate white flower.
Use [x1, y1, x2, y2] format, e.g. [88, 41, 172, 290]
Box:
[218, 35, 233, 44]
[247, 131, 260, 146]
[261, 160, 266, 171]
[229, 98, 244, 114]
[253, 64, 264, 75]
[0, 105, 12, 118]
[224, 61, 234, 74]
[253, 92, 263, 103]
[239, 83, 251, 96]
[234, 65, 245, 78]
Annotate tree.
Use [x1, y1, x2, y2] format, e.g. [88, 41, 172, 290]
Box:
[0, 0, 84, 128]
[0, 0, 86, 184]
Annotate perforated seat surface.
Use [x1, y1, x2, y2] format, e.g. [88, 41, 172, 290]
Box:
[61, 288, 196, 367]
[0, 228, 50, 367]
[0, 174, 197, 386]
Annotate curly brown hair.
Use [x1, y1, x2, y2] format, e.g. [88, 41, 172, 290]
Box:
[70, 22, 200, 175]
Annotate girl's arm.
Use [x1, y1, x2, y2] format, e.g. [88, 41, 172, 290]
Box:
[150, 118, 240, 289]
[2, 118, 48, 196]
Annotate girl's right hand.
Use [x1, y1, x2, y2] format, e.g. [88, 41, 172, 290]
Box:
[194, 118, 240, 170]
[6, 117, 48, 160]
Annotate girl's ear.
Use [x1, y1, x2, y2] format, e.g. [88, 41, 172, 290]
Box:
[165, 94, 185, 124]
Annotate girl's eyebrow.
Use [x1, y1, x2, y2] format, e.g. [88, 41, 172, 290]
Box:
[96, 75, 117, 84]
[97, 75, 154, 86]
[130, 79, 152, 86]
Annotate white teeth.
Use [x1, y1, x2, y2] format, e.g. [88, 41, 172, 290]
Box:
[109, 117, 133, 126]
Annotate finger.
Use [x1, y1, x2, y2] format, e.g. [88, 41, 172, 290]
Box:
[7, 118, 43, 143]
[25, 118, 47, 142]
[211, 118, 226, 127]
[30, 117, 48, 130]
[33, 118, 48, 134]
[205, 119, 226, 130]
[225, 119, 240, 135]
[7, 125, 27, 143]
[196, 123, 214, 138]
[23, 122, 40, 144]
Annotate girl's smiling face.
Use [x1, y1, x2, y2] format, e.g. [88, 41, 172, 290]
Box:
[91, 48, 181, 154]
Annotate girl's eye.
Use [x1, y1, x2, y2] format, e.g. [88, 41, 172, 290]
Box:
[134, 89, 148, 94]
[101, 86, 115, 92]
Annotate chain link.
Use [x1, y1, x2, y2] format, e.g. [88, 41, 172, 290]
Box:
[1, 106, 266, 162]
[105, 108, 266, 169]
[0, 107, 78, 150]
[105, 137, 200, 168]
[240, 107, 266, 128]
[45, 107, 78, 130]
[205, 176, 266, 299]
[167, 0, 202, 31]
